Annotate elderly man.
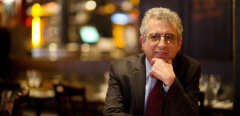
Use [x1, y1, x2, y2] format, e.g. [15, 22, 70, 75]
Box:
[103, 7, 201, 116]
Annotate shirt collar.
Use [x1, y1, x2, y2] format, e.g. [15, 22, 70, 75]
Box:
[145, 57, 151, 78]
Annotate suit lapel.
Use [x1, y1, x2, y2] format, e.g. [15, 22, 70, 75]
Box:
[132, 54, 146, 114]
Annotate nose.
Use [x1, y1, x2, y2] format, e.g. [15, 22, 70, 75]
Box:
[157, 36, 167, 48]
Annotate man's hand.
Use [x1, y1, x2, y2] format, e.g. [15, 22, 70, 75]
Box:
[150, 58, 176, 88]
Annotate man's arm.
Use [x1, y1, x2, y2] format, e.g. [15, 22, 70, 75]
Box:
[103, 64, 133, 116]
[162, 63, 201, 116]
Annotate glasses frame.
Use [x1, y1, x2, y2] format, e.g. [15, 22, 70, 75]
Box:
[144, 33, 178, 45]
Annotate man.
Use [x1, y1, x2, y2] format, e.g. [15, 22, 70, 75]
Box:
[103, 7, 201, 116]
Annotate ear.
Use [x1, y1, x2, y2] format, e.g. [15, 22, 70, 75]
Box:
[177, 37, 182, 51]
[140, 36, 144, 45]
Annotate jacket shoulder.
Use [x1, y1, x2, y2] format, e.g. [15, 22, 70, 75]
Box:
[110, 54, 145, 76]
[181, 54, 200, 66]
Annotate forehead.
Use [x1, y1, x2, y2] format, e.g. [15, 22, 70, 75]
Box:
[146, 19, 178, 34]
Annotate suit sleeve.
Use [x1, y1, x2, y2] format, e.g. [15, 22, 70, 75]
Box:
[162, 63, 201, 116]
[103, 63, 133, 116]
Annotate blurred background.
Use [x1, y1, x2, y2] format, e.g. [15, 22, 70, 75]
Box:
[0, 0, 239, 116]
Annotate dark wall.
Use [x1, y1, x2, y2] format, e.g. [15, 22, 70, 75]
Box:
[190, 0, 232, 61]
[234, 0, 240, 114]
[0, 28, 12, 80]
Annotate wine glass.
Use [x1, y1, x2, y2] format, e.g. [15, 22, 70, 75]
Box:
[209, 74, 221, 103]
[199, 74, 209, 92]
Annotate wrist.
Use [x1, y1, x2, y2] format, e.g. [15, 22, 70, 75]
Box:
[165, 76, 175, 87]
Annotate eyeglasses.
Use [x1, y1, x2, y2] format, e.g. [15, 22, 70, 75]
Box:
[144, 33, 177, 44]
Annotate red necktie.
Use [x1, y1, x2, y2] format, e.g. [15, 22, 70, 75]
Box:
[146, 81, 163, 116]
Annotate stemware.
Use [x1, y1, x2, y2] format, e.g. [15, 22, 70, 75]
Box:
[199, 74, 209, 92]
[209, 74, 221, 102]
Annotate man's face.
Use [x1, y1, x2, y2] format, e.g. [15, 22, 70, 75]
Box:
[141, 19, 182, 62]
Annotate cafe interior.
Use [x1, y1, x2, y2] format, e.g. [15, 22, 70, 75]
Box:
[0, 0, 240, 116]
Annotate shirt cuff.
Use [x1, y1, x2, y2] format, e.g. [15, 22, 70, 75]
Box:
[163, 84, 169, 92]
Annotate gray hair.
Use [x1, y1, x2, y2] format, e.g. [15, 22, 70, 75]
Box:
[140, 7, 183, 39]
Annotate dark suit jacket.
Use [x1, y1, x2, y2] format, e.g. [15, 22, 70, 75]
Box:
[103, 53, 201, 116]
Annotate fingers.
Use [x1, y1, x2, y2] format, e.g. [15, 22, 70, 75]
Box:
[150, 58, 175, 85]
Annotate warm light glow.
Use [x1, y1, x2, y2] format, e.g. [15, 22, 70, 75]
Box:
[43, 2, 60, 15]
[32, 3, 42, 47]
[130, 0, 140, 5]
[129, 9, 139, 22]
[25, 17, 32, 27]
[48, 43, 58, 61]
[113, 24, 125, 48]
[32, 17, 41, 47]
[121, 1, 133, 11]
[76, 12, 89, 24]
[81, 44, 90, 53]
[104, 3, 116, 14]
[66, 42, 79, 52]
[3, 0, 14, 5]
[32, 3, 41, 17]
[85, 0, 97, 11]
[49, 43, 58, 52]
[29, 2, 59, 16]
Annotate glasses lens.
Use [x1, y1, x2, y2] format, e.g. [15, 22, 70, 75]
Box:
[147, 33, 176, 44]
[164, 33, 175, 42]
[149, 33, 160, 42]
